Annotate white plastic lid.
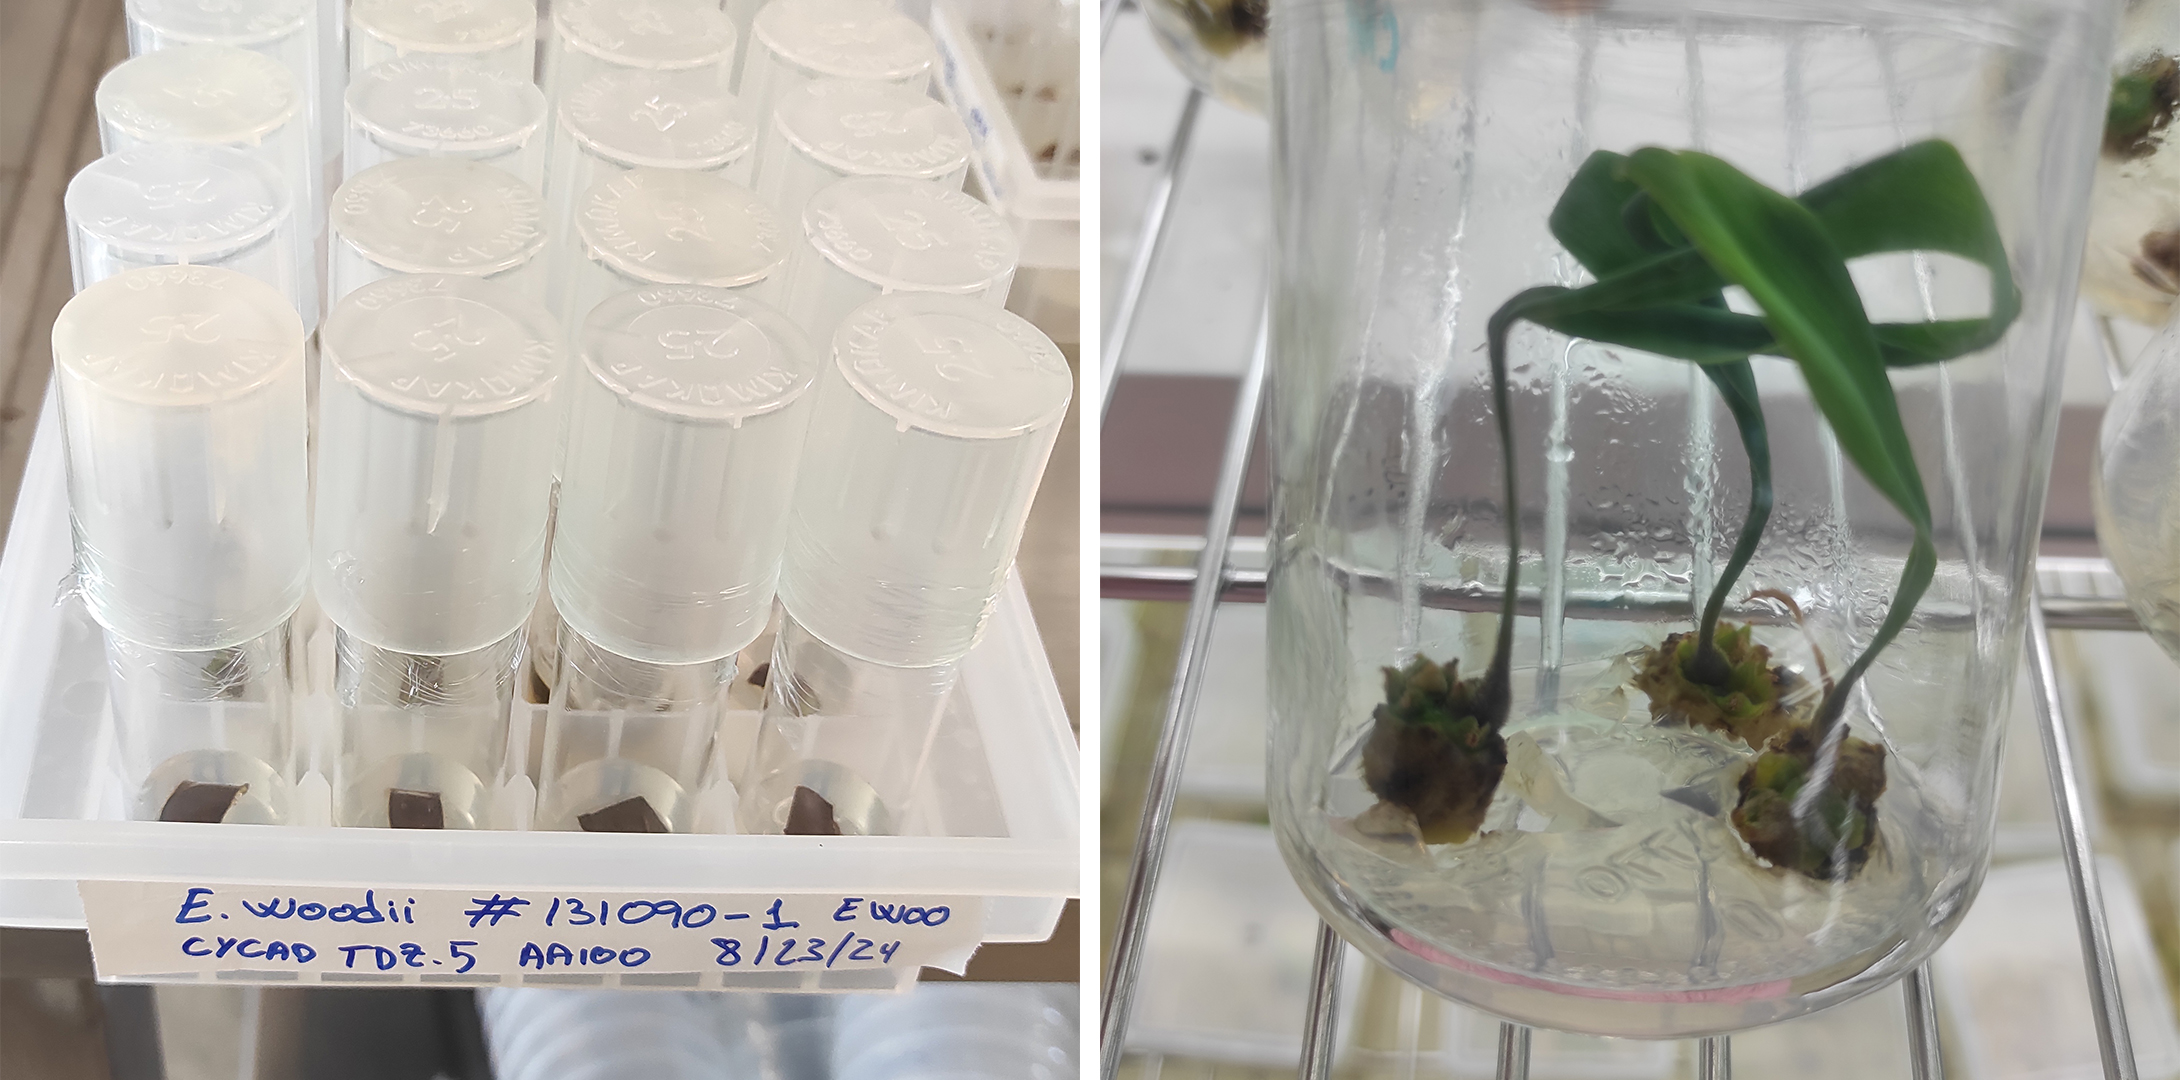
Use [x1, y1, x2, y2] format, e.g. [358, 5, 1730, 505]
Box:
[67, 144, 289, 263]
[347, 56, 545, 156]
[775, 79, 969, 180]
[554, 0, 736, 69]
[834, 292, 1071, 439]
[752, 0, 934, 81]
[579, 286, 815, 422]
[54, 265, 309, 651]
[126, 0, 307, 46]
[559, 69, 754, 171]
[320, 273, 557, 418]
[804, 177, 1017, 294]
[332, 157, 546, 276]
[576, 169, 784, 288]
[350, 0, 533, 53]
[553, 288, 818, 662]
[96, 44, 300, 146]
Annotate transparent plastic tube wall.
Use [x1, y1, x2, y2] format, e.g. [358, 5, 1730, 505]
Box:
[52, 0, 1067, 836]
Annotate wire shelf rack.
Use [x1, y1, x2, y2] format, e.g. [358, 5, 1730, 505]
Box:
[1097, 7, 2163, 1078]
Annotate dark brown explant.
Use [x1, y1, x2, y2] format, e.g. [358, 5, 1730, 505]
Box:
[1632, 622, 1801, 750]
[388, 788, 444, 830]
[1179, 0, 1268, 56]
[747, 661, 770, 688]
[784, 785, 841, 836]
[1731, 725, 1887, 881]
[1359, 656, 1507, 845]
[578, 795, 669, 834]
[160, 780, 245, 823]
[2133, 229, 2180, 295]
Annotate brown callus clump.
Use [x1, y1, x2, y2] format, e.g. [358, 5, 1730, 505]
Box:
[1360, 656, 1507, 845]
[1731, 725, 1887, 881]
[1633, 622, 1800, 750]
[2107, 54, 2180, 160]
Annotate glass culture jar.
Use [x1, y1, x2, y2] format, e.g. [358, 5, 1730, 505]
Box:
[1263, 0, 2116, 1038]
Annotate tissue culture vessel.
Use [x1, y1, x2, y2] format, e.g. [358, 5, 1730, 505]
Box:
[1263, 0, 2114, 1037]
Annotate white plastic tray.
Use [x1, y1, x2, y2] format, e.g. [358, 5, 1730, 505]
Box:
[0, 394, 1079, 979]
[930, 0, 1078, 270]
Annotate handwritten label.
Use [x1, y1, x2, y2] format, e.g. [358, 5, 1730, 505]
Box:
[79, 881, 983, 986]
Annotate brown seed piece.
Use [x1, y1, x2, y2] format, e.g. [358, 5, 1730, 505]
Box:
[785, 785, 841, 836]
[577, 795, 670, 834]
[160, 780, 246, 823]
[388, 788, 444, 830]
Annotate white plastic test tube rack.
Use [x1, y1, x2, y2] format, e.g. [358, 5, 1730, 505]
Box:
[344, 56, 549, 190]
[52, 265, 310, 827]
[538, 286, 819, 835]
[743, 294, 1072, 836]
[314, 274, 560, 829]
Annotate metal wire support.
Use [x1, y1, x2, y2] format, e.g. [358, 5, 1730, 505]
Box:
[1903, 966, 1944, 1080]
[1697, 1037, 1732, 1080]
[1099, 312, 1270, 1080]
[1100, 86, 1205, 422]
[2026, 591, 2142, 1080]
[1494, 1023, 1532, 1080]
[1298, 923, 1347, 1080]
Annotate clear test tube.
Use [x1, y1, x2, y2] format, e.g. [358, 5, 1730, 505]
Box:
[347, 0, 536, 83]
[776, 176, 1016, 354]
[543, 67, 756, 237]
[538, 0, 737, 108]
[537, 287, 817, 833]
[65, 144, 304, 308]
[344, 56, 548, 188]
[561, 168, 784, 333]
[738, 0, 936, 144]
[328, 157, 548, 309]
[740, 294, 1071, 835]
[754, 78, 969, 231]
[315, 274, 560, 829]
[52, 266, 309, 824]
[720, 0, 761, 91]
[122, 0, 328, 177]
[95, 44, 320, 327]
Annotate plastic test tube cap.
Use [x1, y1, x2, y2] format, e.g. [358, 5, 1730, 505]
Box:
[544, 0, 737, 101]
[779, 176, 1017, 347]
[96, 42, 300, 153]
[347, 0, 535, 82]
[121, 0, 321, 156]
[53, 265, 309, 652]
[557, 69, 755, 173]
[740, 0, 936, 137]
[778, 293, 1071, 667]
[344, 57, 547, 188]
[314, 274, 560, 656]
[569, 168, 784, 312]
[329, 157, 547, 307]
[552, 287, 818, 665]
[755, 78, 970, 224]
[65, 144, 300, 304]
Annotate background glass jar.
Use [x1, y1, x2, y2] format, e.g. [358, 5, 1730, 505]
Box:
[1263, 0, 2116, 1038]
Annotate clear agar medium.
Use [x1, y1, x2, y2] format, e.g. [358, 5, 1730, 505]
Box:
[779, 294, 1071, 668]
[52, 265, 309, 654]
[329, 157, 547, 305]
[344, 56, 547, 185]
[553, 286, 818, 666]
[65, 144, 298, 300]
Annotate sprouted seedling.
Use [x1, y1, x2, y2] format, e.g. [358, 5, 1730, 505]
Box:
[1361, 140, 2018, 879]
